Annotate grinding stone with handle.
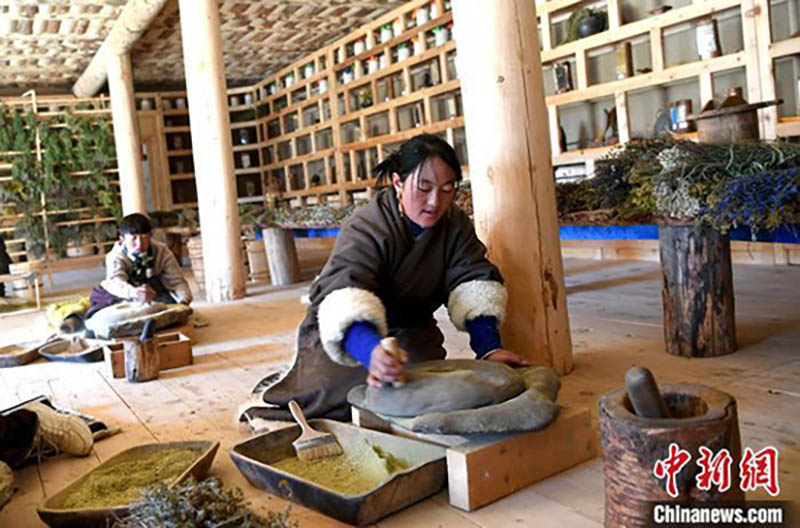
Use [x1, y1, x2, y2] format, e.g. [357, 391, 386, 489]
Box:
[624, 366, 671, 418]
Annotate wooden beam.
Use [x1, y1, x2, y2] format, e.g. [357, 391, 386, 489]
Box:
[751, 0, 778, 139]
[179, 0, 245, 301]
[699, 71, 714, 107]
[576, 49, 588, 91]
[548, 106, 562, 157]
[650, 27, 664, 72]
[452, 0, 573, 374]
[615, 91, 630, 144]
[107, 53, 146, 215]
[73, 0, 171, 97]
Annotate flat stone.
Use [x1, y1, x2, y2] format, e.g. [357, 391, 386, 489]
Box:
[86, 302, 192, 339]
[348, 359, 526, 418]
[409, 366, 561, 434]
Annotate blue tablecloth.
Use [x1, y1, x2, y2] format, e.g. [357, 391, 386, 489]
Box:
[289, 224, 800, 243]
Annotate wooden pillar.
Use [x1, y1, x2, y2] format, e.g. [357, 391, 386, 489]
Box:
[452, 0, 572, 374]
[179, 0, 245, 301]
[107, 53, 146, 215]
[263, 227, 300, 286]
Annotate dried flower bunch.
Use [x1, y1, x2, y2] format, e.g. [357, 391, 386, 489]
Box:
[113, 477, 297, 528]
[590, 138, 800, 235]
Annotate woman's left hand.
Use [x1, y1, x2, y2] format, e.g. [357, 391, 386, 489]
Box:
[482, 348, 533, 366]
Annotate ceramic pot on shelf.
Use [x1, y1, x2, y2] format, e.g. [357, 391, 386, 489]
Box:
[354, 40, 366, 55]
[304, 64, 314, 78]
[434, 27, 449, 47]
[416, 7, 429, 26]
[368, 57, 379, 74]
[244, 93, 254, 105]
[380, 26, 393, 44]
[319, 79, 328, 93]
[578, 13, 606, 38]
[397, 45, 410, 62]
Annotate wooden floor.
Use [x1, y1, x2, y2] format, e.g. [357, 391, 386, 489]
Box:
[1, 255, 798, 527]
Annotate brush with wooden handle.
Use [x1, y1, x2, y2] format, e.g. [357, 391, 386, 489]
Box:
[380, 337, 406, 388]
[288, 400, 343, 461]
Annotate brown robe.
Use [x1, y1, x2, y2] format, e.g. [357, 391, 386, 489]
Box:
[241, 188, 505, 422]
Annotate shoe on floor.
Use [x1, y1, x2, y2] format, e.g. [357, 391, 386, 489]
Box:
[0, 461, 13, 511]
[23, 402, 94, 457]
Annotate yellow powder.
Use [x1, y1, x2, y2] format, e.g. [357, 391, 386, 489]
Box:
[271, 441, 410, 495]
[62, 448, 200, 509]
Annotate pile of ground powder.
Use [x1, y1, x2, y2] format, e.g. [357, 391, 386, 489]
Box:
[271, 441, 410, 495]
[62, 447, 200, 509]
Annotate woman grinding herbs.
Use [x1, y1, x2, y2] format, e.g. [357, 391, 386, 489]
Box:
[241, 134, 530, 423]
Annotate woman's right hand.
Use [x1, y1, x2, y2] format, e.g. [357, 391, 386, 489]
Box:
[367, 343, 408, 387]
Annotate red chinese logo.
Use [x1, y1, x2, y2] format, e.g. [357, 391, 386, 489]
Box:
[695, 446, 733, 493]
[740, 446, 780, 496]
[653, 442, 692, 498]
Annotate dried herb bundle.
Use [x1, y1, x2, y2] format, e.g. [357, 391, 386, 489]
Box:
[114, 477, 296, 528]
[592, 138, 800, 233]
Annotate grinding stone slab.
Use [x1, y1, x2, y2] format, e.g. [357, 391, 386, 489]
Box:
[409, 366, 561, 434]
[347, 360, 526, 418]
[85, 302, 192, 339]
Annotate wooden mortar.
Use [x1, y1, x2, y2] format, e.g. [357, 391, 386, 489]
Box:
[599, 383, 743, 527]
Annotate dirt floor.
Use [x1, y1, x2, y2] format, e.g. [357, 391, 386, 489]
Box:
[1, 248, 798, 527]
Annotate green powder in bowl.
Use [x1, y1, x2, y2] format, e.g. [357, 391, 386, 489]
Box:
[271, 441, 410, 495]
[62, 448, 200, 509]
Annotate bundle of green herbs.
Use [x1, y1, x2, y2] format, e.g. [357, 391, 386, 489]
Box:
[113, 477, 297, 528]
[592, 138, 800, 235]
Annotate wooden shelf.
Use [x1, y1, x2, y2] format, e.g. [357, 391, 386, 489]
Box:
[135, 0, 792, 209]
[169, 172, 195, 181]
[234, 168, 262, 175]
[232, 144, 259, 152]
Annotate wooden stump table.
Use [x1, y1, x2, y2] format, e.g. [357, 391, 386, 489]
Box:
[659, 224, 736, 357]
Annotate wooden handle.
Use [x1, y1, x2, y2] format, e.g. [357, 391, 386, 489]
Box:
[379, 337, 405, 388]
[381, 337, 400, 355]
[288, 400, 311, 434]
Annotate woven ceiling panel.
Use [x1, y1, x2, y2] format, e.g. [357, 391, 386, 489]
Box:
[131, 0, 402, 85]
[0, 0, 402, 90]
[0, 1, 126, 89]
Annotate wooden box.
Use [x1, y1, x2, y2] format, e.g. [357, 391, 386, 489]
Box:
[103, 332, 193, 379]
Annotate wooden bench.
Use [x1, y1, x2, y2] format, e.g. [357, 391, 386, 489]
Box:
[0, 270, 41, 310]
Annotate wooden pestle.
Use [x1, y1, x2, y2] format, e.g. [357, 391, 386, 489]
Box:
[624, 366, 671, 418]
[380, 337, 406, 388]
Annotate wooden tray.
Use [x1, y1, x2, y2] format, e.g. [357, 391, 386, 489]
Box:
[37, 440, 219, 528]
[0, 340, 41, 368]
[229, 419, 446, 526]
[39, 338, 105, 363]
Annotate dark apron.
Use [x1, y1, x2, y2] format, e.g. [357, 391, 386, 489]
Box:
[240, 309, 447, 422]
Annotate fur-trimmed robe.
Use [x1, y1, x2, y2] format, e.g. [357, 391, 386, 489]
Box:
[241, 188, 506, 422]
